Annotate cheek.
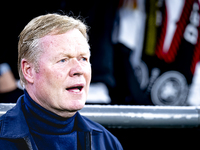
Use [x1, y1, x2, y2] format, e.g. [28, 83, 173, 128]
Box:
[87, 67, 92, 82]
[35, 67, 56, 85]
[55, 74, 63, 80]
[85, 67, 92, 91]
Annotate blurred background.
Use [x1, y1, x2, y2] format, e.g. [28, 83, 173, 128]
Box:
[1, 0, 200, 106]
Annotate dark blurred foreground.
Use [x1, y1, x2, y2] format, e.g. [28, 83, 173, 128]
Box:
[109, 128, 200, 150]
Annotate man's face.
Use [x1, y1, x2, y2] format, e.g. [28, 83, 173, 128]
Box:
[31, 29, 91, 117]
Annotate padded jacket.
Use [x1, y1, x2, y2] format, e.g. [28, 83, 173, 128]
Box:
[0, 95, 123, 150]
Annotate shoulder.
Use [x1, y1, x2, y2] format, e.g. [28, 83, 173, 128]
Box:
[0, 95, 30, 139]
[81, 115, 123, 149]
[0, 115, 4, 132]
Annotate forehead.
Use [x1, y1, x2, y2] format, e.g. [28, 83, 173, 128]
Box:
[40, 29, 90, 55]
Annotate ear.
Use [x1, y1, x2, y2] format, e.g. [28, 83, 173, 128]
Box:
[21, 59, 34, 84]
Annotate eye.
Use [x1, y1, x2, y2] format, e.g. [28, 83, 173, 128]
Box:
[59, 59, 66, 63]
[82, 57, 87, 61]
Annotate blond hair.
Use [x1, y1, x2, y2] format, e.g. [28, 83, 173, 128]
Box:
[18, 13, 88, 87]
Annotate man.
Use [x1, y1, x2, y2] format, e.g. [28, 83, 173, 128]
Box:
[0, 13, 123, 150]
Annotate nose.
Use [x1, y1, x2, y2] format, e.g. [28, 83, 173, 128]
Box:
[69, 59, 84, 77]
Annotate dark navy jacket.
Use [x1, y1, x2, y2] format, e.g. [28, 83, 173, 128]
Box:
[0, 95, 123, 150]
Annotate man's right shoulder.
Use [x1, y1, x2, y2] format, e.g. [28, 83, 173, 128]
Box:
[0, 95, 30, 139]
[0, 110, 8, 134]
[0, 115, 4, 132]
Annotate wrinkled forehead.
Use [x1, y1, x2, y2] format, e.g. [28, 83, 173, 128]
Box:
[38, 29, 90, 60]
[40, 29, 90, 50]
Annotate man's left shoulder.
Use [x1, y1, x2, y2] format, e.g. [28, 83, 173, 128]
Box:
[81, 115, 123, 149]
[82, 115, 110, 134]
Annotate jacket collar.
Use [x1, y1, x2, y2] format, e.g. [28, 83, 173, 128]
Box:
[0, 95, 102, 139]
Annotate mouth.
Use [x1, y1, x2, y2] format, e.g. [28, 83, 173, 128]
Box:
[66, 85, 84, 93]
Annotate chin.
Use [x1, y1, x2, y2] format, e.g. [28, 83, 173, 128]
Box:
[67, 99, 86, 111]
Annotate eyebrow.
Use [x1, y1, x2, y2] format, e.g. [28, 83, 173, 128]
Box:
[53, 42, 91, 60]
[57, 50, 91, 58]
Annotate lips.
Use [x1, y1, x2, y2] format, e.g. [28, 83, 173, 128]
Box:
[66, 84, 84, 93]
